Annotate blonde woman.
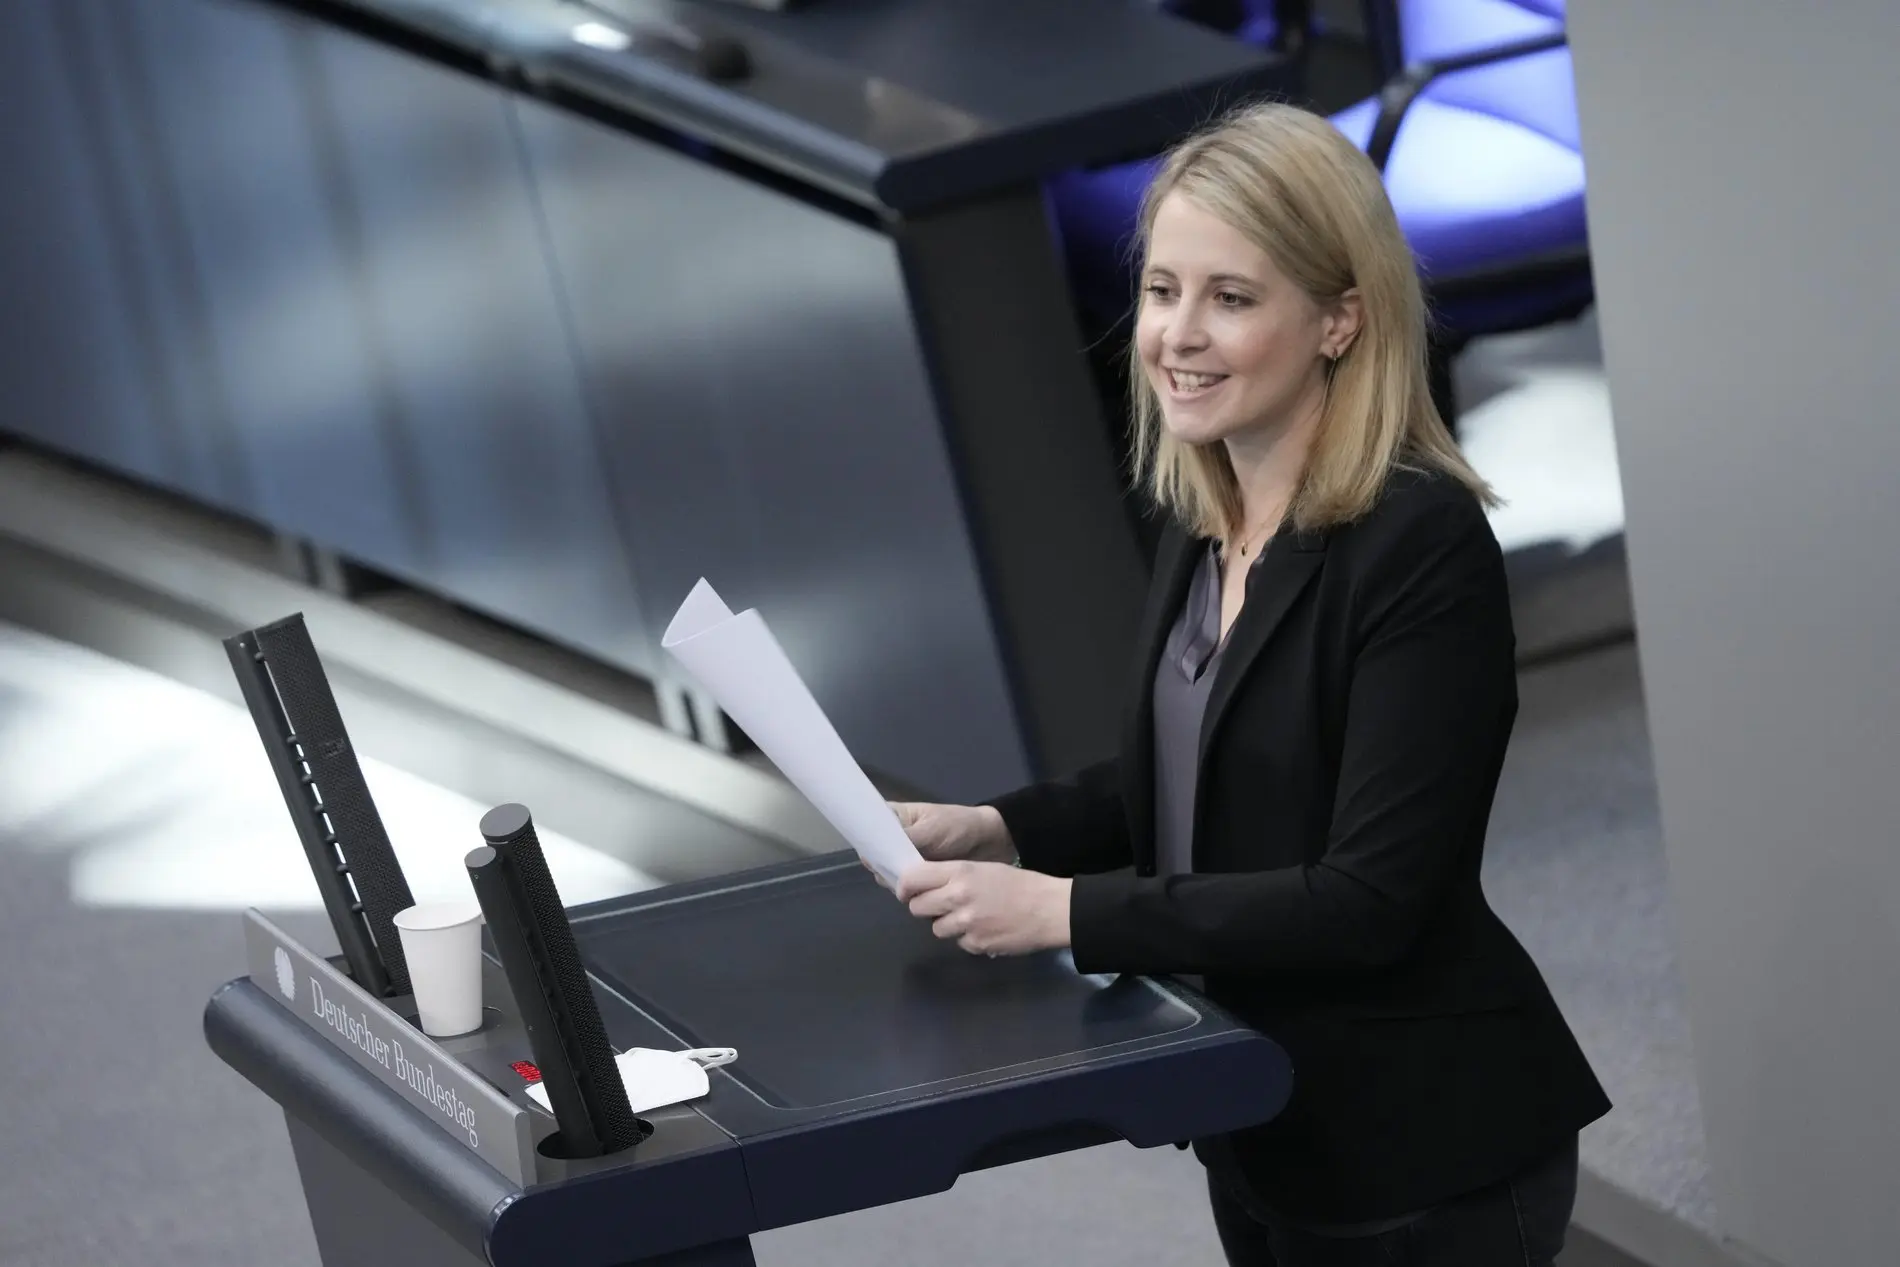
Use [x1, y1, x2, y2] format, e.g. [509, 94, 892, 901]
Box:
[890, 103, 1609, 1266]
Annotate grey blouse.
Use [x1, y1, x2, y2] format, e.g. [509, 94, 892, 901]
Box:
[1150, 542, 1256, 881]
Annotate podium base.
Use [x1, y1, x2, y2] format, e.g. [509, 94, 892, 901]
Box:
[286, 1114, 758, 1267]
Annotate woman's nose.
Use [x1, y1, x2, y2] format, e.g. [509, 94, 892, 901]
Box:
[1163, 310, 1208, 355]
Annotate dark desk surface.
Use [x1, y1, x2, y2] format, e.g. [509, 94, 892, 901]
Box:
[572, 855, 1291, 1228]
[575, 857, 1202, 1112]
[285, 0, 1293, 210]
[630, 0, 1281, 137]
[207, 854, 1292, 1266]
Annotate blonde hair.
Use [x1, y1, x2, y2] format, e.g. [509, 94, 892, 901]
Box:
[1127, 102, 1496, 538]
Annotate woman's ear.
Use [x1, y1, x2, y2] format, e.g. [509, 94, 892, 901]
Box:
[1323, 288, 1365, 359]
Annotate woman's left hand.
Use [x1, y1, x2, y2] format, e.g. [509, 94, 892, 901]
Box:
[894, 860, 1072, 957]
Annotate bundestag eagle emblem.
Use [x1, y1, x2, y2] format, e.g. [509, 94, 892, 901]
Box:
[274, 946, 296, 1001]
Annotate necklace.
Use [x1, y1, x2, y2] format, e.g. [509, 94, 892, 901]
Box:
[1224, 513, 1279, 560]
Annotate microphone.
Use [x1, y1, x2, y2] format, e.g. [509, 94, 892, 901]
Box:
[226, 614, 416, 999]
[569, 15, 753, 83]
[466, 804, 645, 1157]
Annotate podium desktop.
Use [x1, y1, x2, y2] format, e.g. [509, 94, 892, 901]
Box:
[207, 855, 1294, 1266]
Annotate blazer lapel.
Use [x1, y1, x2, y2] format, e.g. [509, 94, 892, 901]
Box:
[1124, 528, 1201, 867]
[1198, 527, 1327, 766]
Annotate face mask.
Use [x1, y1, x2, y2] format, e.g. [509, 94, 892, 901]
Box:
[526, 1047, 737, 1115]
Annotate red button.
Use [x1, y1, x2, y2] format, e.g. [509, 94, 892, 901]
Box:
[511, 1060, 542, 1083]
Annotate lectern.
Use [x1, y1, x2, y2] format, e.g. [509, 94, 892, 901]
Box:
[206, 854, 1293, 1266]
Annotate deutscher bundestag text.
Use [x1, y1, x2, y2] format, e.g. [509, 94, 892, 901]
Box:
[310, 977, 480, 1147]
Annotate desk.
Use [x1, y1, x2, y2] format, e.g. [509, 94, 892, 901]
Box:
[2, 0, 1291, 803]
[205, 854, 1293, 1265]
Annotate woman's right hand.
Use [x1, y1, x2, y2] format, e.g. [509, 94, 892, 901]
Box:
[890, 801, 1017, 866]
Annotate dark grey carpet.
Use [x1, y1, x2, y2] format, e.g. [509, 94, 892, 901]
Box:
[1485, 645, 1715, 1234]
[0, 846, 327, 1266]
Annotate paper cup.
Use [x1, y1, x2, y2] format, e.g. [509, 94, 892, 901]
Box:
[392, 901, 485, 1037]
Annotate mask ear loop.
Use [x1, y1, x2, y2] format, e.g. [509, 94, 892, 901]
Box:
[681, 1047, 738, 1069]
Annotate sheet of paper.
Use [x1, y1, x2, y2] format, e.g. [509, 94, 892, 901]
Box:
[661, 579, 921, 884]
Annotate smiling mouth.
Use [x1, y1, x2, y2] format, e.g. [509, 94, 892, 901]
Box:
[1165, 369, 1228, 397]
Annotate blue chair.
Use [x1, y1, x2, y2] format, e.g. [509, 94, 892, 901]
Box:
[1047, 0, 1590, 426]
[1331, 0, 1588, 418]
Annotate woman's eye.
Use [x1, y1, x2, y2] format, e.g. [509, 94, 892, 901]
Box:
[1143, 283, 1174, 300]
[1216, 291, 1251, 308]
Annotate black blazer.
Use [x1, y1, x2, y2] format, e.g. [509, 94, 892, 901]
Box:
[990, 468, 1610, 1223]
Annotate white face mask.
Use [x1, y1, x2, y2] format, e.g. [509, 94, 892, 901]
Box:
[526, 1047, 737, 1115]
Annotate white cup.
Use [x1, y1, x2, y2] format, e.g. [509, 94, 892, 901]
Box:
[392, 901, 485, 1037]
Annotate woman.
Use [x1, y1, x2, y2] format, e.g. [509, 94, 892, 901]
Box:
[887, 103, 1611, 1266]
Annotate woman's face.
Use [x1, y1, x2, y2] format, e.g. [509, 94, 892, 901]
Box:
[1135, 192, 1354, 451]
